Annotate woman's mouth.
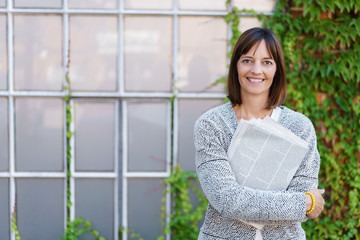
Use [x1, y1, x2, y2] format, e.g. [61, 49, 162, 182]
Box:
[246, 77, 264, 83]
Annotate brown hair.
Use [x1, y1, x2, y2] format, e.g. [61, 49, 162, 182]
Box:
[227, 27, 287, 109]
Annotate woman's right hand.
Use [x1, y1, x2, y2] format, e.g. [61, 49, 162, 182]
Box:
[305, 189, 325, 219]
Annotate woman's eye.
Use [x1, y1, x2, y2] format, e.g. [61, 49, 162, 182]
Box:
[264, 61, 273, 65]
[242, 59, 251, 63]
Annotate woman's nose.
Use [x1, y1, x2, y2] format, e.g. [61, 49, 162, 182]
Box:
[251, 62, 262, 75]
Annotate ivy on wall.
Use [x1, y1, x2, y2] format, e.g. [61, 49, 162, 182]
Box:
[260, 0, 360, 239]
[158, 166, 207, 240]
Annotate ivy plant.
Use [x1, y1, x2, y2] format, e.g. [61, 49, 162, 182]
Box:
[260, 1, 360, 239]
[62, 44, 106, 240]
[158, 165, 208, 240]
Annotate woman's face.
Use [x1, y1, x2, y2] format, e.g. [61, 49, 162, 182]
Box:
[236, 39, 277, 100]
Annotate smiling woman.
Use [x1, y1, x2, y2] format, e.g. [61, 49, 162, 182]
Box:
[227, 28, 286, 113]
[194, 28, 326, 240]
[236, 40, 276, 107]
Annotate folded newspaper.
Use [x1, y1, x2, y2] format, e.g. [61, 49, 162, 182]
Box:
[227, 116, 309, 229]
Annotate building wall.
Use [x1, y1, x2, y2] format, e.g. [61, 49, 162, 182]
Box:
[0, 0, 276, 239]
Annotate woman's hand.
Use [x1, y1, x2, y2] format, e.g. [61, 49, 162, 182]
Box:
[305, 189, 325, 219]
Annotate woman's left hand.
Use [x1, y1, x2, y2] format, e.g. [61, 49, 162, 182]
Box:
[306, 189, 325, 219]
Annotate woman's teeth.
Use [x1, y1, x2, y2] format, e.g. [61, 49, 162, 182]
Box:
[247, 78, 263, 82]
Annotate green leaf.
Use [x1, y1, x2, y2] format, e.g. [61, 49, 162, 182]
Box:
[84, 220, 91, 228]
[93, 230, 99, 237]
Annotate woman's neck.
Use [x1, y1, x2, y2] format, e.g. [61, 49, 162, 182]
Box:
[233, 95, 272, 121]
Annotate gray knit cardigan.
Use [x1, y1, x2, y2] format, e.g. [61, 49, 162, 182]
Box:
[194, 102, 320, 240]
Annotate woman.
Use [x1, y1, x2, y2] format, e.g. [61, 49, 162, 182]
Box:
[194, 27, 325, 239]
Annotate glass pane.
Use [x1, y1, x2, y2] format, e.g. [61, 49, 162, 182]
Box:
[238, 16, 262, 32]
[178, 16, 227, 92]
[0, 0, 5, 7]
[0, 179, 9, 240]
[15, 98, 63, 171]
[14, 15, 63, 91]
[75, 101, 115, 172]
[233, 0, 276, 12]
[75, 179, 114, 240]
[128, 179, 164, 239]
[124, 16, 172, 92]
[127, 102, 167, 172]
[178, 99, 223, 172]
[0, 15, 7, 90]
[0, 98, 8, 171]
[16, 179, 64, 240]
[179, 0, 226, 11]
[69, 16, 118, 91]
[125, 0, 172, 10]
[69, 0, 117, 9]
[14, 0, 62, 8]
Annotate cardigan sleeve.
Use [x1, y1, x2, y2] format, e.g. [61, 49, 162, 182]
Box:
[194, 117, 308, 222]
